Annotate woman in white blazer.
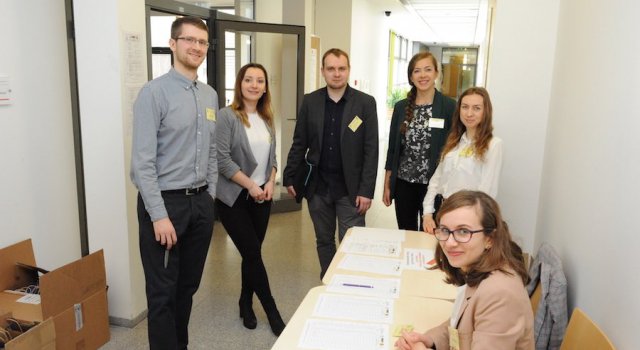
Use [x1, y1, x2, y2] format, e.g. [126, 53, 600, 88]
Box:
[422, 87, 503, 234]
[215, 63, 285, 336]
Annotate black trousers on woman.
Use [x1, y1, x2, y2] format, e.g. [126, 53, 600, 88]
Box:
[216, 189, 274, 307]
[394, 178, 443, 231]
[394, 178, 428, 231]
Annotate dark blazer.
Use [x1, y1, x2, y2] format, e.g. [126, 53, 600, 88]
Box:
[384, 89, 455, 199]
[283, 86, 378, 203]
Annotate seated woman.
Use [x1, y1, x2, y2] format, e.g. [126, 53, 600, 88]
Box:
[396, 190, 534, 350]
[422, 87, 503, 234]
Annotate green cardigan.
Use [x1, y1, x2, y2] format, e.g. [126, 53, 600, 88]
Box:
[384, 89, 456, 199]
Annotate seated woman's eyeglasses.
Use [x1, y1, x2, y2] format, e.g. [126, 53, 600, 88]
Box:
[434, 227, 491, 243]
[175, 36, 210, 48]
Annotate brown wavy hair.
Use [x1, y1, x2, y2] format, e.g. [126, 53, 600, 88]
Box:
[230, 63, 274, 128]
[400, 52, 439, 134]
[440, 87, 494, 161]
[433, 190, 529, 288]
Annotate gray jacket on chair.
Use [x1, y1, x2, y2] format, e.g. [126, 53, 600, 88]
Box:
[215, 107, 277, 207]
[526, 242, 568, 350]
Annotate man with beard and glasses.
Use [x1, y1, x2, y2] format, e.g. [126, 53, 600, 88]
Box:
[131, 16, 218, 350]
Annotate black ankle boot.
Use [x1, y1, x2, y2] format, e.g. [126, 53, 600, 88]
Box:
[263, 298, 286, 336]
[239, 298, 257, 329]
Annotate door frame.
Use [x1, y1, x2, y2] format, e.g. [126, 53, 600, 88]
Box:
[212, 17, 305, 109]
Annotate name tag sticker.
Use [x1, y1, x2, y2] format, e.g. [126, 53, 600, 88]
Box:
[392, 324, 414, 337]
[429, 118, 445, 129]
[206, 108, 216, 121]
[459, 146, 474, 158]
[448, 326, 460, 350]
[348, 115, 363, 132]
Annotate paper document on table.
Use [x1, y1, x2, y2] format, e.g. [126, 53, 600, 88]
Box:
[327, 274, 401, 298]
[299, 319, 388, 350]
[403, 248, 436, 270]
[339, 236, 401, 257]
[338, 254, 402, 276]
[313, 293, 394, 323]
[350, 226, 406, 242]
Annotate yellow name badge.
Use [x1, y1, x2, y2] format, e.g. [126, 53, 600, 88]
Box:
[459, 145, 474, 158]
[348, 115, 363, 132]
[392, 324, 414, 337]
[448, 326, 460, 350]
[206, 108, 216, 121]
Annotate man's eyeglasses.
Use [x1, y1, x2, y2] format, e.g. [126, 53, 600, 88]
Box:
[175, 36, 209, 48]
[434, 227, 492, 243]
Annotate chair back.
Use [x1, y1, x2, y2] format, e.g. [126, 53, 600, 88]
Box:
[560, 308, 615, 350]
[530, 281, 542, 314]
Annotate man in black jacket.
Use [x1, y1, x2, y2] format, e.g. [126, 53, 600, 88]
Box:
[283, 48, 378, 279]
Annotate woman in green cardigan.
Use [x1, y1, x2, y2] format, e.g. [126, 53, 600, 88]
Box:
[383, 51, 456, 231]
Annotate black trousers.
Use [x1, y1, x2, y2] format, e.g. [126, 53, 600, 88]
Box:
[216, 189, 274, 305]
[394, 178, 443, 231]
[138, 191, 214, 350]
[393, 178, 429, 231]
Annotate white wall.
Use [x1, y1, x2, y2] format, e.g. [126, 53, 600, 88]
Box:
[0, 1, 81, 267]
[314, 0, 352, 57]
[73, 0, 146, 323]
[486, 0, 560, 252]
[537, 0, 640, 347]
[349, 0, 396, 139]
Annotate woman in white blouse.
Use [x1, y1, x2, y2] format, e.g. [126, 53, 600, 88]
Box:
[215, 63, 285, 336]
[422, 87, 503, 234]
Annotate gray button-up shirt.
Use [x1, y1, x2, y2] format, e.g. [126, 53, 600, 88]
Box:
[131, 68, 218, 221]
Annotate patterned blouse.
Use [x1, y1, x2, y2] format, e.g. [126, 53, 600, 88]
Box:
[398, 103, 433, 184]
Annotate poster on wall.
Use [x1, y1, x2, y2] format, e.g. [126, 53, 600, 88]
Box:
[0, 76, 12, 105]
[123, 32, 147, 136]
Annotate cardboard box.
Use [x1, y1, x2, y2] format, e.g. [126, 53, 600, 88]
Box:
[0, 239, 110, 349]
[0, 312, 55, 350]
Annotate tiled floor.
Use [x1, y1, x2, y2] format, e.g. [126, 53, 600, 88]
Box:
[103, 155, 398, 349]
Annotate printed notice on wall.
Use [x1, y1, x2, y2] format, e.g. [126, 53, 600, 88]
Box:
[124, 32, 146, 84]
[123, 32, 146, 136]
[0, 76, 12, 105]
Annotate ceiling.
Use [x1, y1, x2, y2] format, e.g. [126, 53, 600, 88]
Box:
[399, 0, 488, 44]
[173, 0, 488, 44]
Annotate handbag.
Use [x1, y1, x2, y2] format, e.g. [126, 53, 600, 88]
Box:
[292, 158, 314, 203]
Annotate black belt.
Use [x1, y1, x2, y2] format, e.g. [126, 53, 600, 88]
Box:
[162, 185, 208, 196]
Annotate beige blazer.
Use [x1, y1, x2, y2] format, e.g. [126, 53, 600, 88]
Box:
[426, 269, 534, 350]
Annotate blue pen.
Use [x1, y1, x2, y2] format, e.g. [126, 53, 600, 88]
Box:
[342, 283, 373, 289]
